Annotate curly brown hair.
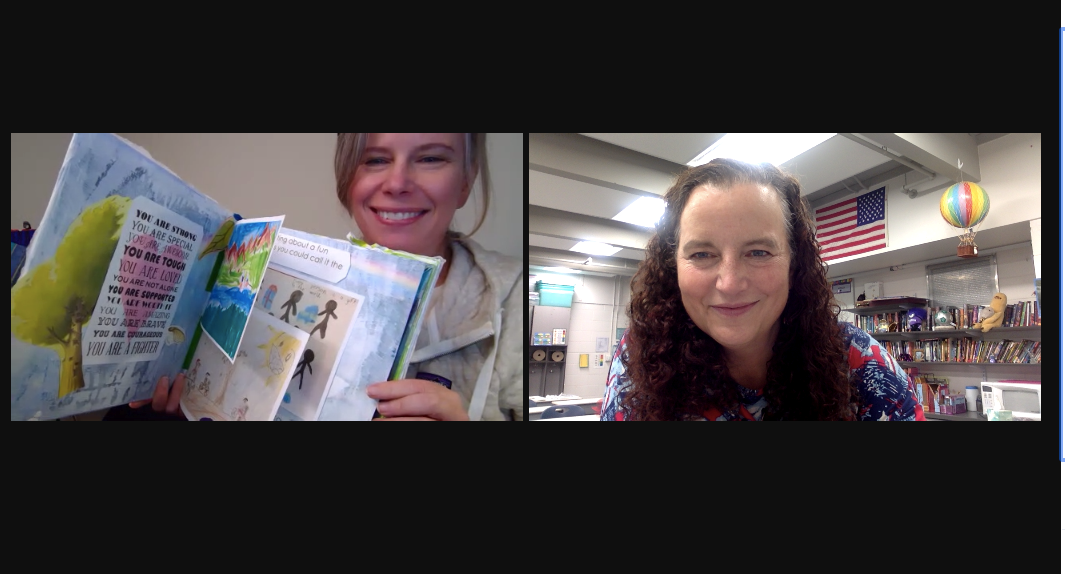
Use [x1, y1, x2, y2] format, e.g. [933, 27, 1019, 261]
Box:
[620, 158, 858, 421]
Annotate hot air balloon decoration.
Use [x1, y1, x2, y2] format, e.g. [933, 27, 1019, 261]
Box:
[940, 178, 990, 258]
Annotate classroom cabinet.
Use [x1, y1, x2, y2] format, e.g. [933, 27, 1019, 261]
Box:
[529, 306, 570, 396]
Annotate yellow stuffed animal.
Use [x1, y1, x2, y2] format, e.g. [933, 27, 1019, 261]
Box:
[972, 292, 1007, 332]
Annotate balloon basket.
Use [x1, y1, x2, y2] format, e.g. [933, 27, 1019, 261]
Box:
[957, 245, 977, 258]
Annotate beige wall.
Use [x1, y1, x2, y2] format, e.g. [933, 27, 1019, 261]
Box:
[11, 133, 524, 261]
[11, 133, 73, 230]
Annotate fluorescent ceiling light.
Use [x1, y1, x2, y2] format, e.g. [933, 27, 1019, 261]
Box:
[687, 133, 836, 167]
[571, 241, 622, 256]
[613, 196, 666, 228]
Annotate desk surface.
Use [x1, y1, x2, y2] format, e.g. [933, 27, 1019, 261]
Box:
[534, 414, 600, 421]
[530, 406, 550, 414]
[551, 398, 601, 405]
[530, 395, 581, 402]
[924, 410, 985, 421]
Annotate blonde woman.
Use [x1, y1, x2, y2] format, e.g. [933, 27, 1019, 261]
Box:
[129, 133, 523, 421]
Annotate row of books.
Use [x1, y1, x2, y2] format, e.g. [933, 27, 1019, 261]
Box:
[880, 337, 1041, 364]
[995, 301, 1039, 327]
[853, 311, 906, 333]
[929, 301, 1040, 330]
[852, 300, 1041, 333]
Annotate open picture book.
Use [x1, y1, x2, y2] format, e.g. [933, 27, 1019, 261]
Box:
[11, 132, 442, 421]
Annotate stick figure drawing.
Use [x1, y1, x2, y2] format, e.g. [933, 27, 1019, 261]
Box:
[309, 300, 338, 339]
[279, 290, 302, 323]
[291, 349, 314, 390]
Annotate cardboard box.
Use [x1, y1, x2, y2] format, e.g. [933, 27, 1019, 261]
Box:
[937, 383, 950, 413]
[916, 376, 931, 413]
[864, 282, 884, 299]
[920, 382, 936, 413]
[922, 380, 949, 413]
[942, 394, 967, 415]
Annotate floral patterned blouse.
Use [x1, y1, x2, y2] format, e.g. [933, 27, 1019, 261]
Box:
[600, 322, 926, 421]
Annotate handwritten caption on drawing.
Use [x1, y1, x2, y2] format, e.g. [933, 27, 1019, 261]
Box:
[82, 196, 203, 365]
[271, 234, 349, 283]
[285, 276, 362, 307]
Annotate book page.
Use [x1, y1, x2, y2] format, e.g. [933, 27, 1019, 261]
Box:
[318, 245, 439, 421]
[272, 233, 350, 284]
[392, 265, 442, 380]
[11, 133, 234, 421]
[254, 266, 364, 421]
[269, 228, 440, 421]
[344, 235, 443, 378]
[199, 216, 284, 362]
[82, 195, 203, 365]
[181, 311, 308, 421]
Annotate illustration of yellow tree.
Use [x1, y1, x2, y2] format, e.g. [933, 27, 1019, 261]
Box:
[11, 195, 132, 398]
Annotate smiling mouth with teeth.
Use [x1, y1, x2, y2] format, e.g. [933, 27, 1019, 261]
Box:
[372, 209, 428, 221]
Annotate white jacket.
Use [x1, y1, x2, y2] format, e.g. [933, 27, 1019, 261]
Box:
[406, 237, 524, 420]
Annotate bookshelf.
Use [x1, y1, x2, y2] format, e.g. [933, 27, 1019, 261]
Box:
[849, 307, 1040, 422]
[848, 300, 1040, 364]
[829, 219, 1041, 421]
[869, 326, 1041, 367]
[842, 303, 919, 315]
[869, 326, 1042, 340]
[924, 410, 984, 421]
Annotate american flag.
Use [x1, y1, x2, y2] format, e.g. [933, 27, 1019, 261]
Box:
[814, 186, 887, 262]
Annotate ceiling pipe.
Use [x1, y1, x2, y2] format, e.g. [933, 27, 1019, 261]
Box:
[529, 253, 639, 271]
[902, 175, 956, 201]
[529, 266, 621, 279]
[901, 170, 937, 198]
[838, 133, 937, 180]
[532, 260, 636, 272]
[825, 240, 1033, 282]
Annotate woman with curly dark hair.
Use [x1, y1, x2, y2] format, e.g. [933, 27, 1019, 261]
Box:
[600, 158, 925, 421]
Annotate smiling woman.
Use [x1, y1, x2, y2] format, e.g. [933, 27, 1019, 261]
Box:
[676, 186, 793, 366]
[600, 157, 925, 421]
[335, 133, 490, 272]
[328, 133, 523, 421]
[130, 133, 524, 421]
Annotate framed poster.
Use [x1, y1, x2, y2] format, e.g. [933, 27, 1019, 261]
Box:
[831, 279, 852, 294]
